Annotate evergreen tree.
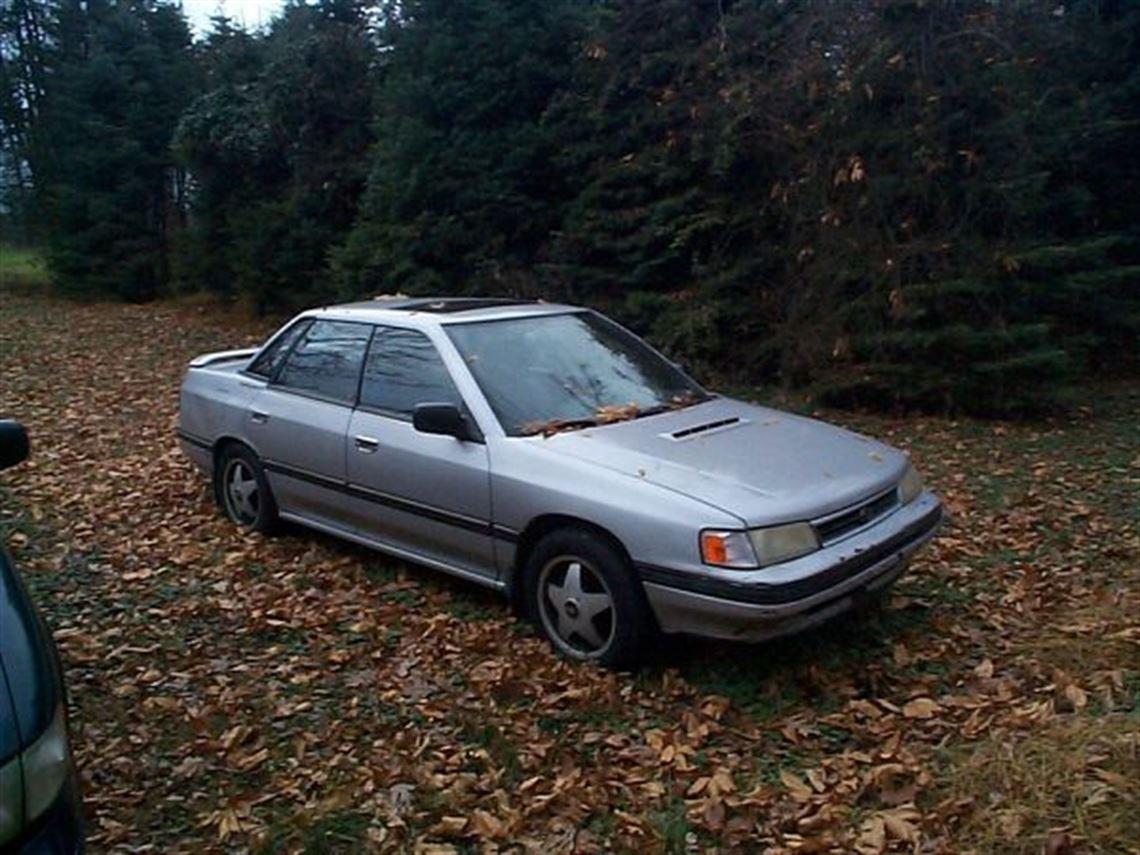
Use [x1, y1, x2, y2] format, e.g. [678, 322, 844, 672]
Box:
[33, 0, 197, 299]
[333, 0, 586, 297]
[3, 0, 1136, 415]
[544, 0, 788, 373]
[176, 0, 375, 309]
[801, 0, 1140, 412]
[0, 0, 52, 236]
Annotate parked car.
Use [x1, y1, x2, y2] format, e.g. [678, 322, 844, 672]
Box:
[178, 298, 942, 667]
[0, 420, 84, 853]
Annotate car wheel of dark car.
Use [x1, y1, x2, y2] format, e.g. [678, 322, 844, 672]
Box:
[525, 529, 654, 669]
[215, 444, 278, 533]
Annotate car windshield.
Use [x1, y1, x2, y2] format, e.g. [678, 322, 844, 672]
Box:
[445, 311, 708, 436]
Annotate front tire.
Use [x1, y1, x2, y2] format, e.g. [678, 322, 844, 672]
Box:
[524, 528, 655, 669]
[215, 444, 279, 534]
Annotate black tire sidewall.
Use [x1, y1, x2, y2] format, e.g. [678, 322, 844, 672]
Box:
[215, 445, 278, 534]
[524, 528, 654, 669]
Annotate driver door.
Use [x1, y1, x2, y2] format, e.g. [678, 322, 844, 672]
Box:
[344, 326, 495, 581]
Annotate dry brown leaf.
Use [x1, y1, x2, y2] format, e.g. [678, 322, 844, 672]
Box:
[469, 809, 506, 840]
[430, 816, 468, 838]
[855, 816, 887, 855]
[881, 809, 920, 843]
[1063, 683, 1088, 710]
[780, 770, 814, 802]
[902, 697, 942, 719]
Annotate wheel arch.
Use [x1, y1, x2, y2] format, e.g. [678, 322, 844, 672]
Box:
[509, 513, 636, 608]
[211, 435, 279, 532]
[212, 434, 257, 463]
[211, 436, 258, 502]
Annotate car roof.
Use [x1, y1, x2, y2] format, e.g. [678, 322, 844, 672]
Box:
[300, 297, 582, 326]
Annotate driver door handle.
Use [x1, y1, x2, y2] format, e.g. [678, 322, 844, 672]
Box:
[354, 435, 380, 453]
[250, 409, 269, 424]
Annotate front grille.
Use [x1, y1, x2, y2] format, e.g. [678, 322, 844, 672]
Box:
[814, 487, 899, 544]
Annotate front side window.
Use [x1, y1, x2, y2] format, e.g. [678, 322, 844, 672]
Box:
[247, 319, 311, 379]
[446, 311, 707, 435]
[360, 327, 461, 418]
[274, 320, 371, 403]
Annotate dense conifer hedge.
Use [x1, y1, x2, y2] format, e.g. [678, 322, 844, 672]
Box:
[3, 0, 1137, 413]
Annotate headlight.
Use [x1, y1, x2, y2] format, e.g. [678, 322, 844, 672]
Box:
[22, 703, 70, 824]
[898, 463, 924, 504]
[0, 751, 23, 846]
[748, 522, 820, 566]
[700, 530, 757, 568]
[701, 523, 821, 568]
[0, 703, 69, 847]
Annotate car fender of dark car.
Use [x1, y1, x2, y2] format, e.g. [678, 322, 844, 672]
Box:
[0, 420, 85, 852]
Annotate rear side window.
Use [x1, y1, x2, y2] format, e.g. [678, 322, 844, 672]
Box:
[247, 319, 311, 379]
[360, 327, 461, 418]
[275, 320, 371, 403]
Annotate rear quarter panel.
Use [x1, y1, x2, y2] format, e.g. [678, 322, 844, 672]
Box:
[178, 362, 260, 455]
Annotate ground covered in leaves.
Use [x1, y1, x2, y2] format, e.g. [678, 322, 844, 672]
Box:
[0, 289, 1137, 855]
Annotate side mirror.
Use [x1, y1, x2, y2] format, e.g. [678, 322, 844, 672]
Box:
[0, 420, 29, 470]
[412, 403, 480, 442]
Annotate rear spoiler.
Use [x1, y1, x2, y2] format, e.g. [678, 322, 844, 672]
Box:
[188, 347, 258, 369]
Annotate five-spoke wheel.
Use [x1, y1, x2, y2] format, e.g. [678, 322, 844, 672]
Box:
[223, 458, 260, 524]
[537, 556, 616, 657]
[525, 528, 655, 668]
[214, 444, 278, 533]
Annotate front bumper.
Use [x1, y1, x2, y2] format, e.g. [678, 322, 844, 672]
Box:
[639, 491, 942, 642]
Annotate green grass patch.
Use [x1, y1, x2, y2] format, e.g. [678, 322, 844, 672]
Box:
[257, 808, 373, 855]
[455, 719, 523, 785]
[929, 715, 1140, 855]
[647, 797, 695, 854]
[0, 245, 50, 291]
[302, 810, 371, 854]
[441, 591, 503, 622]
[676, 609, 909, 721]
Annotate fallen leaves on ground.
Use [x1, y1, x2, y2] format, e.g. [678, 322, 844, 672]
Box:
[1, 290, 1137, 854]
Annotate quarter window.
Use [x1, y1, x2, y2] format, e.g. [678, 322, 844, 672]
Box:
[275, 320, 371, 403]
[360, 327, 461, 418]
[247, 319, 311, 379]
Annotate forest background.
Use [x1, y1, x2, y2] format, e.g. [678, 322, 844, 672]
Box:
[2, 0, 1138, 414]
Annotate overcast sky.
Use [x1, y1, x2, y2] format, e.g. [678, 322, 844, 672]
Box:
[179, 0, 285, 35]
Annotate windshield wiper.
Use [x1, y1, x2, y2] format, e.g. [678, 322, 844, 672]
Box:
[633, 393, 714, 420]
[523, 392, 712, 436]
[633, 404, 674, 419]
[519, 417, 598, 437]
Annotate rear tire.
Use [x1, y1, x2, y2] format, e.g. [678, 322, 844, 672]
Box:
[214, 444, 279, 534]
[523, 528, 656, 670]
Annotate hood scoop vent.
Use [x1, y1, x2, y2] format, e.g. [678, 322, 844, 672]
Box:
[667, 416, 743, 441]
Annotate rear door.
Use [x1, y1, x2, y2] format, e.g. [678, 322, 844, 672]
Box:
[247, 319, 371, 525]
[345, 325, 495, 581]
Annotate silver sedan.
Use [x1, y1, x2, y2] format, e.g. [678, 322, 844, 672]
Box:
[177, 298, 941, 667]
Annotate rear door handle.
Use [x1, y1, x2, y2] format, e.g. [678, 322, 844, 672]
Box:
[250, 409, 269, 424]
[354, 435, 379, 453]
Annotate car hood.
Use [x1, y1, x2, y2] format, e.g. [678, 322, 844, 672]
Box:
[535, 397, 908, 526]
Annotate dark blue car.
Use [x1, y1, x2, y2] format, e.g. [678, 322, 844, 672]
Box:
[0, 421, 83, 853]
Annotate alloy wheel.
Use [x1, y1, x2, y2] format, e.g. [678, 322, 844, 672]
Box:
[223, 458, 260, 525]
[537, 555, 616, 659]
